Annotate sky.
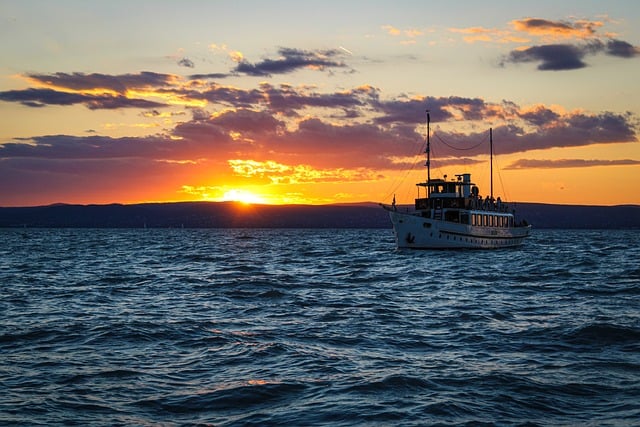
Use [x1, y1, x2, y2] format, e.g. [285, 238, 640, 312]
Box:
[1, 0, 639, 207]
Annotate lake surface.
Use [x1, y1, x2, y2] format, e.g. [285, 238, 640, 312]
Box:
[1, 228, 639, 426]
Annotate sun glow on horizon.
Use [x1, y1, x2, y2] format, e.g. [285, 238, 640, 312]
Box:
[221, 189, 267, 204]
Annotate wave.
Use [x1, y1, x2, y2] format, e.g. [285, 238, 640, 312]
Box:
[564, 323, 640, 346]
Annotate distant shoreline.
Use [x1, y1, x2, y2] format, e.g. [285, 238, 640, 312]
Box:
[0, 201, 638, 229]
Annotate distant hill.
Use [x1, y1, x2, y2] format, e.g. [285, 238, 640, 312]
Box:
[0, 201, 638, 229]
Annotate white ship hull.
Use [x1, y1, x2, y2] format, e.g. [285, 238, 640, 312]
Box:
[388, 208, 531, 249]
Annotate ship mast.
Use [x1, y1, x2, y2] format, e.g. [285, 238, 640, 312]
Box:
[426, 110, 431, 197]
[490, 127, 493, 200]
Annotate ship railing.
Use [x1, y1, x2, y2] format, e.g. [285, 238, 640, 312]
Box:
[469, 197, 511, 213]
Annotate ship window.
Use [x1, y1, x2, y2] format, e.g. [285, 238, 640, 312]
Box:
[445, 210, 459, 222]
[423, 222, 431, 228]
[461, 213, 469, 224]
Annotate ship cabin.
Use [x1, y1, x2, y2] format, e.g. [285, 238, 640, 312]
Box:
[414, 173, 515, 228]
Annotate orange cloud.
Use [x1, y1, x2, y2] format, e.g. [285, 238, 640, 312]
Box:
[449, 26, 530, 44]
[382, 25, 402, 36]
[382, 25, 426, 43]
[510, 18, 604, 40]
[228, 159, 381, 184]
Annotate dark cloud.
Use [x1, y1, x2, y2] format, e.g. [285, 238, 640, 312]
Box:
[197, 83, 265, 108]
[504, 44, 588, 70]
[0, 88, 88, 107]
[0, 70, 637, 174]
[0, 135, 172, 160]
[519, 106, 560, 126]
[505, 158, 640, 169]
[234, 47, 348, 76]
[431, 110, 637, 158]
[188, 72, 229, 80]
[0, 87, 167, 109]
[177, 57, 195, 68]
[374, 96, 508, 125]
[0, 100, 637, 203]
[208, 108, 285, 134]
[503, 39, 639, 70]
[26, 71, 175, 93]
[606, 39, 640, 58]
[260, 83, 377, 116]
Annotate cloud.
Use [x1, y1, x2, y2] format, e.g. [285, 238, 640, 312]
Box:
[451, 17, 603, 45]
[382, 24, 425, 44]
[449, 26, 527, 44]
[227, 159, 381, 184]
[382, 25, 402, 36]
[606, 39, 640, 58]
[448, 17, 639, 71]
[430, 110, 637, 158]
[259, 83, 377, 117]
[26, 71, 176, 93]
[233, 47, 349, 76]
[505, 158, 640, 169]
[0, 71, 637, 174]
[1, 92, 637, 205]
[503, 43, 590, 70]
[510, 18, 602, 40]
[501, 39, 639, 71]
[498, 16, 640, 71]
[188, 72, 229, 80]
[0, 87, 168, 109]
[177, 57, 195, 68]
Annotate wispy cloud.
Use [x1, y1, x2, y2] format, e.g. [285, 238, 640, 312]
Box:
[177, 57, 195, 68]
[232, 47, 350, 76]
[448, 26, 528, 44]
[381, 25, 427, 44]
[26, 71, 177, 93]
[505, 158, 640, 169]
[0, 87, 168, 109]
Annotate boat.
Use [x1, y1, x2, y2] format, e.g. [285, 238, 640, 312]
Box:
[381, 111, 531, 249]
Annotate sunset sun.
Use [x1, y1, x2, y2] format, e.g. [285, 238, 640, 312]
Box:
[221, 189, 266, 205]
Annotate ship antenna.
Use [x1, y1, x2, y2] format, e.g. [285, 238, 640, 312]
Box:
[426, 110, 431, 197]
[490, 127, 493, 200]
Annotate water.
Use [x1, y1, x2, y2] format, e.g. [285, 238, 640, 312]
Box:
[1, 228, 639, 426]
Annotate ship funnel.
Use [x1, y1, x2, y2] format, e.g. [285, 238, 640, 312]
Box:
[461, 173, 471, 197]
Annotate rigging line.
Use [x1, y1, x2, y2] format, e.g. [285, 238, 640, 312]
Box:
[493, 154, 511, 202]
[380, 136, 427, 203]
[433, 131, 487, 151]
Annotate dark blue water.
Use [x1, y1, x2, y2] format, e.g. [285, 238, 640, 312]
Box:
[1, 228, 639, 426]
